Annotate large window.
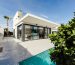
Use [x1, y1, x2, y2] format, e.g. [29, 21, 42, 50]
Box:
[47, 28, 51, 38]
[31, 25, 39, 40]
[48, 28, 51, 34]
[38, 27, 45, 39]
[44, 28, 48, 38]
[17, 24, 51, 41]
[17, 25, 22, 40]
[25, 25, 32, 40]
[24, 25, 39, 40]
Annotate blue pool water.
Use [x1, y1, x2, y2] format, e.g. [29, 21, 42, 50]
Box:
[19, 50, 55, 65]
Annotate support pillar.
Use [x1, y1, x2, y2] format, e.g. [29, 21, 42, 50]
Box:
[22, 24, 25, 41]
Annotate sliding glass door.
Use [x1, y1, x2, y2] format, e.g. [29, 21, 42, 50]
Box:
[24, 25, 39, 40]
[24, 25, 32, 40]
[17, 25, 22, 40]
[31, 25, 39, 40]
[38, 27, 45, 39]
[17, 24, 51, 41]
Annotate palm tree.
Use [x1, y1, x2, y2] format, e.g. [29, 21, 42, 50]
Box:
[4, 16, 10, 36]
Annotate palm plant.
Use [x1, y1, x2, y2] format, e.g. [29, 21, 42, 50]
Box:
[4, 16, 10, 36]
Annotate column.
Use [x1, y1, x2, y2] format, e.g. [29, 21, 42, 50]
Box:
[22, 24, 25, 41]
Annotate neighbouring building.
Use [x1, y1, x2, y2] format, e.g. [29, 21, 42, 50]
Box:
[0, 26, 4, 39]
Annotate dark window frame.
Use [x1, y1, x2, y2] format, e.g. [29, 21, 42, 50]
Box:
[17, 23, 51, 41]
[17, 24, 22, 39]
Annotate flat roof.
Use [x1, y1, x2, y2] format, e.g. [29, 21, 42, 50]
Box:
[16, 13, 60, 29]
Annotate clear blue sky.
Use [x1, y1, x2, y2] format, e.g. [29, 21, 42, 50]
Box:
[0, 0, 75, 31]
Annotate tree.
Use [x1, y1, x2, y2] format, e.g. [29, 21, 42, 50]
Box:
[4, 16, 10, 36]
[49, 17, 75, 65]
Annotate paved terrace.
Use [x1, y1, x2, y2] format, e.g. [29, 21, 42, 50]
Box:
[0, 37, 54, 65]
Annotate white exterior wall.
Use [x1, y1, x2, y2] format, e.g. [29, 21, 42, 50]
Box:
[13, 11, 23, 29]
[0, 27, 4, 34]
[0, 27, 4, 39]
[15, 26, 17, 39]
[13, 11, 23, 38]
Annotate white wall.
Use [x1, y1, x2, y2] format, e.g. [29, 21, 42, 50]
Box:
[13, 11, 23, 38]
[13, 26, 17, 38]
[0, 27, 4, 39]
[0, 27, 4, 34]
[13, 11, 23, 29]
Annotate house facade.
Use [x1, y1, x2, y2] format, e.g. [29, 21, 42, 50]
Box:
[0, 26, 4, 39]
[12, 11, 60, 64]
[13, 11, 59, 41]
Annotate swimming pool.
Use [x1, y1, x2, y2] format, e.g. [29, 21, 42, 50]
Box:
[19, 50, 55, 65]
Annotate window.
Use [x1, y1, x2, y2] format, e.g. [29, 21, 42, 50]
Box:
[24, 25, 39, 40]
[25, 25, 31, 40]
[17, 24, 51, 41]
[38, 27, 45, 39]
[17, 25, 22, 40]
[31, 25, 39, 40]
[48, 28, 51, 34]
[44, 27, 48, 38]
[48, 28, 51, 38]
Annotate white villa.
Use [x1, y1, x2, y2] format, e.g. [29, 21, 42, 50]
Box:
[13, 11, 59, 41]
[12, 11, 60, 64]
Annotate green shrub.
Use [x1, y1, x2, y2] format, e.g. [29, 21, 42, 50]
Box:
[49, 18, 75, 65]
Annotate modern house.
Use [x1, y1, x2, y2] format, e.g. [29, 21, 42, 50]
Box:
[13, 11, 59, 41]
[13, 11, 60, 65]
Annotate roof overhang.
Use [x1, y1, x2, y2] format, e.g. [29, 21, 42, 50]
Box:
[16, 13, 60, 29]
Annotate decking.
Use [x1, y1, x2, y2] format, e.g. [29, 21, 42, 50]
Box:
[0, 37, 54, 65]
